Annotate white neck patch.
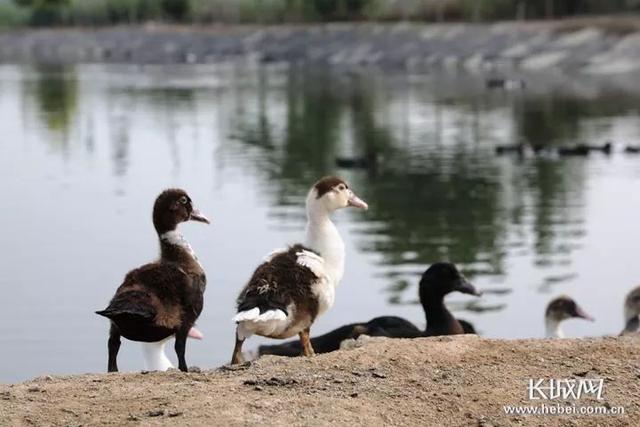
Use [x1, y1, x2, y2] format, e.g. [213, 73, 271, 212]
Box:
[160, 230, 197, 260]
[545, 317, 564, 338]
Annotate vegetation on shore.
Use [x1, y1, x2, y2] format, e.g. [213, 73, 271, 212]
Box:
[1, 0, 640, 28]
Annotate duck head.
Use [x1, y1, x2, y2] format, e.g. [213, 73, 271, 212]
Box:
[152, 188, 210, 235]
[623, 286, 640, 334]
[306, 176, 368, 217]
[546, 296, 594, 323]
[545, 296, 593, 338]
[419, 262, 482, 302]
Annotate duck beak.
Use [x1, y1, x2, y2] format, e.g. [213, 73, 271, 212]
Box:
[190, 208, 211, 224]
[455, 276, 482, 297]
[573, 306, 594, 321]
[348, 191, 368, 210]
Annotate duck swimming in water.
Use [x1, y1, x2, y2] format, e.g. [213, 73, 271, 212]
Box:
[259, 262, 480, 357]
[96, 189, 210, 372]
[544, 296, 593, 338]
[230, 176, 368, 364]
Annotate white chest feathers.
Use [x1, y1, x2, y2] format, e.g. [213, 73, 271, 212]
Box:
[161, 231, 200, 263]
[296, 250, 335, 315]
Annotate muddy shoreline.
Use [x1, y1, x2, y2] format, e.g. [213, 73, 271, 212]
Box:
[1, 335, 638, 426]
[1, 19, 640, 75]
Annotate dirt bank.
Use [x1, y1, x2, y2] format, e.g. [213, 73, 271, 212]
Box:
[1, 335, 638, 426]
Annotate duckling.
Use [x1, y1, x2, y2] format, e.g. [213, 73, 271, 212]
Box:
[96, 189, 210, 372]
[258, 262, 480, 357]
[545, 296, 593, 338]
[231, 176, 368, 364]
[621, 286, 640, 335]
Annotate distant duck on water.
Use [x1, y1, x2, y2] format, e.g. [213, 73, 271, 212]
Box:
[96, 189, 210, 372]
[624, 145, 640, 154]
[486, 78, 526, 90]
[230, 176, 368, 364]
[259, 262, 480, 357]
[621, 286, 640, 335]
[545, 296, 593, 338]
[558, 142, 612, 156]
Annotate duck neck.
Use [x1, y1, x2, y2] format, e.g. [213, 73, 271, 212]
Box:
[305, 208, 345, 285]
[545, 317, 564, 338]
[158, 229, 202, 272]
[423, 293, 456, 330]
[141, 340, 173, 371]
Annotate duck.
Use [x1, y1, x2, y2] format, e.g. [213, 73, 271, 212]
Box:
[96, 189, 210, 372]
[624, 145, 640, 154]
[557, 145, 590, 156]
[557, 142, 611, 156]
[258, 316, 422, 357]
[495, 143, 530, 156]
[258, 262, 480, 357]
[486, 78, 526, 90]
[335, 152, 379, 170]
[621, 286, 640, 335]
[544, 296, 593, 338]
[230, 176, 368, 364]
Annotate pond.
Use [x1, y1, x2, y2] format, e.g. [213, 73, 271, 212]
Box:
[1, 63, 639, 383]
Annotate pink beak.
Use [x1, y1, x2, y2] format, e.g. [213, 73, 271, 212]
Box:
[348, 192, 368, 210]
[190, 208, 210, 224]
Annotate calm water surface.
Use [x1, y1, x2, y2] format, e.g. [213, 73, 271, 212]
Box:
[1, 64, 640, 383]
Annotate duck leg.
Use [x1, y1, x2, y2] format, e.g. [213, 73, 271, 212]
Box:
[231, 328, 245, 365]
[174, 327, 189, 372]
[299, 327, 315, 357]
[107, 323, 121, 372]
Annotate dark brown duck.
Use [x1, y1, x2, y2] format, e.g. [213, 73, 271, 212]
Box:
[96, 189, 210, 372]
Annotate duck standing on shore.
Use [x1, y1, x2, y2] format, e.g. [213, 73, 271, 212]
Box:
[621, 286, 640, 335]
[231, 176, 368, 364]
[96, 189, 210, 372]
[259, 262, 480, 357]
[544, 296, 593, 338]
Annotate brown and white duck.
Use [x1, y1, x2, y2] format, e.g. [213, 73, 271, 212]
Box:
[96, 189, 210, 372]
[621, 286, 640, 335]
[230, 176, 368, 364]
[259, 262, 480, 357]
[545, 296, 593, 338]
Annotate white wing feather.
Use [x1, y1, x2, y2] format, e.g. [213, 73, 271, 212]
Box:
[296, 250, 326, 278]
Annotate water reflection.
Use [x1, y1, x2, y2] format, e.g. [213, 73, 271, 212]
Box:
[223, 69, 606, 307]
[3, 64, 640, 381]
[28, 65, 78, 142]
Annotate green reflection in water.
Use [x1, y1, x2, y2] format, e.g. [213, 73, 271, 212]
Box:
[29, 65, 78, 144]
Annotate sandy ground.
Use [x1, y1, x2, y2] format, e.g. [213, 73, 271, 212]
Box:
[1, 335, 639, 426]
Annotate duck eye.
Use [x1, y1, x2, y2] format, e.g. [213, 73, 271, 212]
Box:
[338, 184, 346, 191]
[179, 196, 188, 205]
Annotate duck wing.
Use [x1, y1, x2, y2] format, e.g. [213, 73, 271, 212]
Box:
[235, 244, 323, 322]
[97, 263, 194, 331]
